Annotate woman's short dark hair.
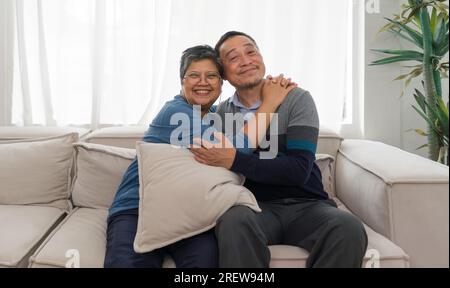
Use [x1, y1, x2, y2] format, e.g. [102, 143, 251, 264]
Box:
[214, 31, 259, 55]
[180, 45, 223, 82]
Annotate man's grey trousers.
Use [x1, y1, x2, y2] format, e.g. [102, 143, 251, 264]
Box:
[215, 198, 368, 268]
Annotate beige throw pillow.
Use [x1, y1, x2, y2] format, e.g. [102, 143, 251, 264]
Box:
[315, 154, 335, 197]
[0, 133, 78, 210]
[133, 142, 261, 253]
[71, 143, 136, 209]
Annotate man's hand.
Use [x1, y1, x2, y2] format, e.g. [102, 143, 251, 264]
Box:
[190, 132, 236, 170]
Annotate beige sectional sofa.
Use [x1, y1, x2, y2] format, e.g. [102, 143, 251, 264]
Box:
[0, 126, 448, 268]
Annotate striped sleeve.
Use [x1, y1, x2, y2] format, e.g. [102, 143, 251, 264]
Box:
[230, 89, 320, 188]
[286, 90, 319, 154]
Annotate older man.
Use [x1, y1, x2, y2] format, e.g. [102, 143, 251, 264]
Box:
[190, 31, 368, 268]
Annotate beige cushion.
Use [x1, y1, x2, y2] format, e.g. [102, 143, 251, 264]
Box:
[133, 142, 261, 253]
[29, 207, 177, 268]
[29, 208, 107, 268]
[315, 154, 335, 197]
[317, 126, 343, 159]
[84, 126, 147, 149]
[0, 133, 77, 210]
[0, 126, 90, 141]
[0, 205, 65, 267]
[337, 140, 449, 267]
[71, 143, 136, 209]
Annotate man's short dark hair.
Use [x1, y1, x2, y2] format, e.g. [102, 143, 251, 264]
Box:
[214, 31, 259, 55]
[180, 45, 223, 82]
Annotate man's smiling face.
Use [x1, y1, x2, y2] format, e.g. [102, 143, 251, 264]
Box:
[218, 35, 266, 90]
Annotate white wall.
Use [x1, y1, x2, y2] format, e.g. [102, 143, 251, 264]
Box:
[364, 0, 449, 159]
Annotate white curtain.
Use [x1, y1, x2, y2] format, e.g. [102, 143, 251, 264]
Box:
[0, 0, 14, 126]
[10, 0, 354, 128]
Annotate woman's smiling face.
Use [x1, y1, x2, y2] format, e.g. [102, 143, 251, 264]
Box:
[181, 59, 223, 109]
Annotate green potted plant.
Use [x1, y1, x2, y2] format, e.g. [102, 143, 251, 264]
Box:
[370, 0, 449, 165]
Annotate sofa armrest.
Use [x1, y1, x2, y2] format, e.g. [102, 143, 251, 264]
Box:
[335, 139, 449, 267]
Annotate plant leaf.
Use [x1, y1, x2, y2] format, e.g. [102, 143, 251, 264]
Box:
[387, 26, 422, 48]
[415, 128, 429, 136]
[370, 55, 424, 66]
[433, 14, 449, 56]
[394, 74, 410, 81]
[415, 143, 429, 150]
[371, 49, 423, 56]
[386, 18, 424, 48]
[413, 88, 427, 113]
[430, 7, 438, 33]
[435, 98, 449, 141]
[435, 32, 449, 56]
[412, 105, 440, 136]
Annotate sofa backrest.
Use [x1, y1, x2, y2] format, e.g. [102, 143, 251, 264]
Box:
[84, 126, 147, 149]
[316, 127, 343, 159]
[85, 126, 343, 158]
[0, 133, 78, 211]
[0, 126, 90, 142]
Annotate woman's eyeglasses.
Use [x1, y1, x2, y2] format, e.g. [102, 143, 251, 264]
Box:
[184, 72, 221, 84]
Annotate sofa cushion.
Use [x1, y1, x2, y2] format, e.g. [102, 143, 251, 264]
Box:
[133, 142, 260, 253]
[316, 126, 343, 159]
[315, 154, 335, 197]
[269, 198, 409, 268]
[0, 133, 77, 210]
[28, 198, 409, 268]
[0, 126, 90, 141]
[71, 143, 136, 209]
[29, 207, 176, 268]
[84, 126, 148, 149]
[29, 208, 107, 268]
[0, 205, 65, 267]
[335, 198, 409, 268]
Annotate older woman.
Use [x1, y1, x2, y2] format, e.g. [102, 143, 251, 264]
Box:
[104, 45, 295, 268]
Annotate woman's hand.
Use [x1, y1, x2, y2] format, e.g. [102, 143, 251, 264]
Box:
[261, 74, 298, 109]
[240, 74, 297, 149]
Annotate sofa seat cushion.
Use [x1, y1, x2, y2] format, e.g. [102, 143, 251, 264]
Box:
[269, 228, 410, 268]
[336, 198, 409, 268]
[0, 126, 90, 141]
[269, 199, 409, 268]
[268, 226, 409, 268]
[0, 205, 65, 267]
[28, 207, 178, 268]
[29, 208, 107, 268]
[29, 199, 409, 268]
